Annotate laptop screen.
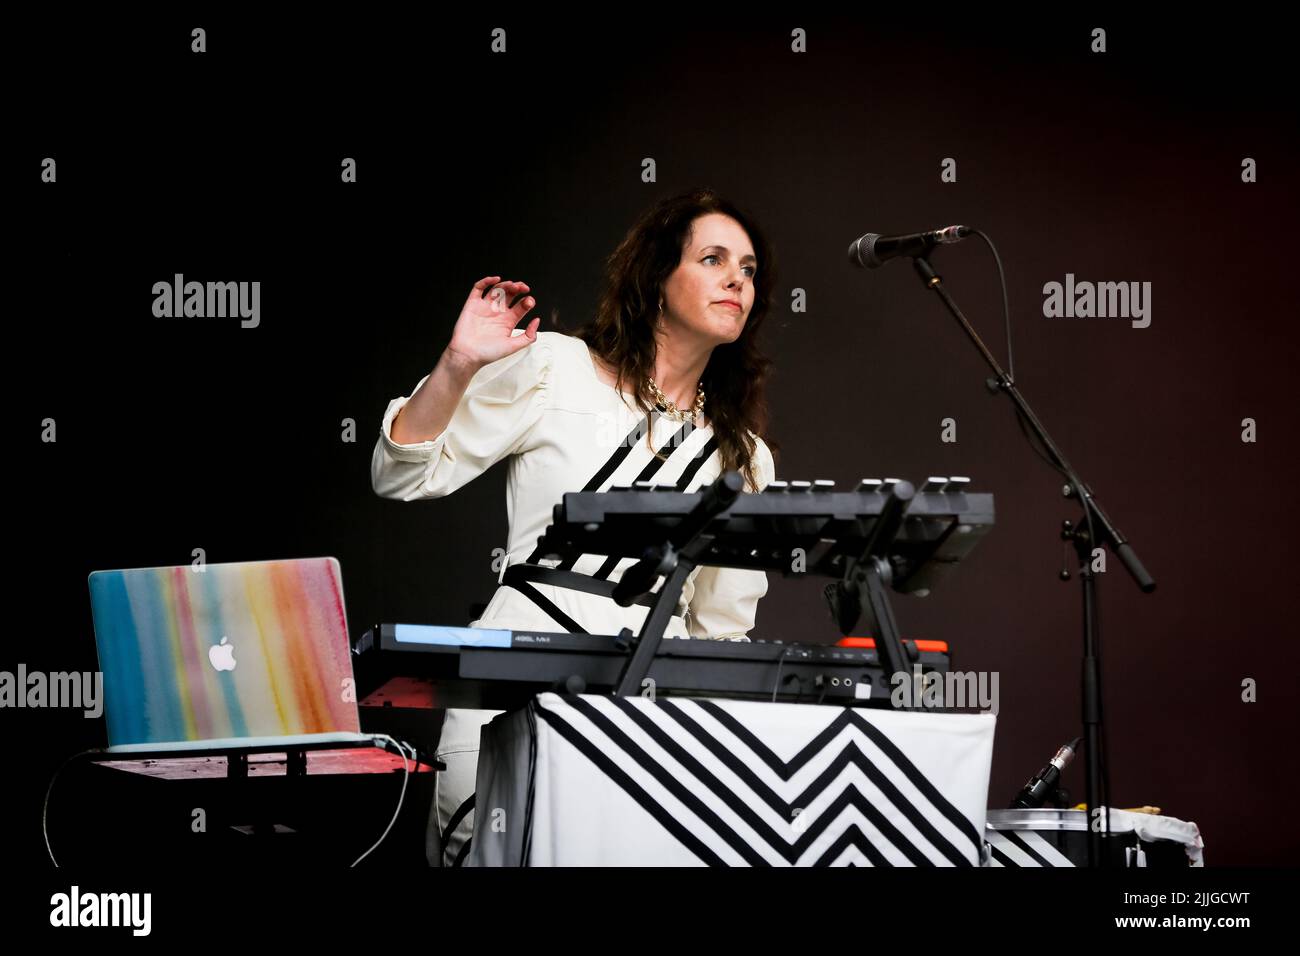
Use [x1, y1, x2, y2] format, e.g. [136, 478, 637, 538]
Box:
[87, 557, 361, 748]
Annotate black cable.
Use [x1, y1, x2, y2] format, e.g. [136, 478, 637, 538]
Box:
[965, 228, 1069, 484]
[1014, 404, 1071, 479]
[770, 646, 796, 702]
[966, 227, 1110, 852]
[969, 229, 1015, 384]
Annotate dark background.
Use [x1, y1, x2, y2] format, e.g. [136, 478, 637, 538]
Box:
[10, 9, 1297, 870]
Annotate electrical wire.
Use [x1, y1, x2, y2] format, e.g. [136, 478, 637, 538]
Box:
[770, 646, 796, 702]
[969, 229, 1015, 384]
[352, 734, 414, 867]
[43, 748, 105, 868]
[961, 228, 1111, 851]
[1013, 405, 1071, 479]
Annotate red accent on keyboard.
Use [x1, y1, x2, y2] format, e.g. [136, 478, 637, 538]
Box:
[836, 637, 949, 654]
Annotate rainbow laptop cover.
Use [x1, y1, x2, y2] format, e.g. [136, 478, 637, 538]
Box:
[88, 557, 368, 752]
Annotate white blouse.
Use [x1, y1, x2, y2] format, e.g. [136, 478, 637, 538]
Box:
[371, 330, 775, 641]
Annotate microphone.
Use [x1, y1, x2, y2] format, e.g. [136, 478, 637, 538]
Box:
[847, 225, 972, 268]
[1009, 737, 1082, 809]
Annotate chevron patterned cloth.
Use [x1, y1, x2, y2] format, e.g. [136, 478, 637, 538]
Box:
[466, 692, 996, 866]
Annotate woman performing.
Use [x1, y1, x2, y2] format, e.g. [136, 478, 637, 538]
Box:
[371, 187, 780, 865]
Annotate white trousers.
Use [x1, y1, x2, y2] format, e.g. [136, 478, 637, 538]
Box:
[426, 707, 503, 866]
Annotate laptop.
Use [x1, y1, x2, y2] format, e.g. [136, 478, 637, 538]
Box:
[87, 557, 378, 754]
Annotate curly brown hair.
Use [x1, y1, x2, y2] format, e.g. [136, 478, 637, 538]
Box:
[572, 188, 779, 491]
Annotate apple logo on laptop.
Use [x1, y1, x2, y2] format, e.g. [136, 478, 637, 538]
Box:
[209, 636, 237, 672]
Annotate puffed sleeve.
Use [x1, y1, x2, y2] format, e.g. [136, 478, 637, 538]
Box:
[370, 330, 554, 501]
[684, 436, 776, 641]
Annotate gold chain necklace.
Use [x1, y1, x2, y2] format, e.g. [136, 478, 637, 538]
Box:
[647, 376, 706, 424]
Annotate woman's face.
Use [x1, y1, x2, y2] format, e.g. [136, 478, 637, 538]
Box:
[660, 213, 757, 348]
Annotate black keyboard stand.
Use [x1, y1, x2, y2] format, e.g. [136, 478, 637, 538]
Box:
[612, 558, 696, 697]
[611, 472, 745, 697]
[825, 480, 917, 710]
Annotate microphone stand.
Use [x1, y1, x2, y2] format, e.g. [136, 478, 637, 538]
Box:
[909, 253, 1156, 868]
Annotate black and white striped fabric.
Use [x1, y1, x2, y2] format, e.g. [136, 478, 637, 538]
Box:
[467, 692, 996, 866]
[984, 828, 1079, 867]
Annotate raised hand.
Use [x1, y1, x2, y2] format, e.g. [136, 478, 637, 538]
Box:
[445, 275, 541, 371]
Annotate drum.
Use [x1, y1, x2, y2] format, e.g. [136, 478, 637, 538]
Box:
[983, 809, 1198, 867]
